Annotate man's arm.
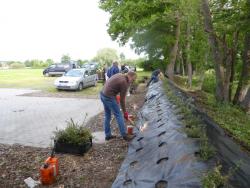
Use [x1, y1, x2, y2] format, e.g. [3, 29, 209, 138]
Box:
[120, 87, 127, 113]
[107, 68, 111, 78]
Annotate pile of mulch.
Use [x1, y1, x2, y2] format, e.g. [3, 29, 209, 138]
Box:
[0, 84, 147, 188]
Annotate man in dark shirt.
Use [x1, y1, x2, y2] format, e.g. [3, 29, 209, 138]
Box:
[100, 71, 137, 141]
[146, 69, 162, 87]
[107, 61, 120, 79]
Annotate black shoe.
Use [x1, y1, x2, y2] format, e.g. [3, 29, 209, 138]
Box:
[105, 135, 116, 141]
[123, 134, 135, 141]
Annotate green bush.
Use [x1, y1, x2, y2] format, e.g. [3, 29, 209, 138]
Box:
[185, 126, 202, 138]
[151, 60, 166, 71]
[32, 60, 49, 68]
[200, 136, 215, 161]
[54, 118, 92, 146]
[202, 165, 228, 188]
[10, 62, 25, 69]
[202, 69, 216, 94]
[139, 60, 154, 71]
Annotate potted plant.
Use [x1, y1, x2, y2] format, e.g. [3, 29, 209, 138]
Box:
[54, 117, 92, 155]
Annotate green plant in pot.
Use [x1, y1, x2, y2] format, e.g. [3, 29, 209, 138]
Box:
[54, 115, 92, 155]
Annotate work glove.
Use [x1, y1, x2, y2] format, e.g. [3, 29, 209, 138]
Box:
[124, 112, 129, 120]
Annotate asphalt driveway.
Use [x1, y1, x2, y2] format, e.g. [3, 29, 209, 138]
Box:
[0, 88, 103, 148]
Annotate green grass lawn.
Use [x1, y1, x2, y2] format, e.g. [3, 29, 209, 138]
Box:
[136, 71, 151, 78]
[0, 69, 54, 90]
[0, 69, 103, 95]
[0, 68, 151, 96]
[135, 71, 151, 85]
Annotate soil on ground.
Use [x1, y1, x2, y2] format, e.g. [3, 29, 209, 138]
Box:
[0, 84, 147, 188]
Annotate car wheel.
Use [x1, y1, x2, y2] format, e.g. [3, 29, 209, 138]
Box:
[78, 83, 83, 91]
[44, 72, 49, 77]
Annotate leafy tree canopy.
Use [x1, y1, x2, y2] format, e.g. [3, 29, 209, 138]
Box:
[61, 54, 71, 64]
[93, 48, 118, 66]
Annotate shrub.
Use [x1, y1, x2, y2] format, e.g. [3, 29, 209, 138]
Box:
[202, 162, 242, 188]
[185, 126, 202, 138]
[202, 70, 216, 94]
[139, 60, 154, 71]
[54, 118, 92, 146]
[10, 62, 25, 69]
[200, 136, 215, 161]
[31, 60, 49, 68]
[202, 165, 228, 188]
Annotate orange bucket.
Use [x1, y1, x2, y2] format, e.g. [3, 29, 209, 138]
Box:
[127, 125, 133, 135]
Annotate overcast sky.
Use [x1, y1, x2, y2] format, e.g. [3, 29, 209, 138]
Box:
[0, 0, 140, 62]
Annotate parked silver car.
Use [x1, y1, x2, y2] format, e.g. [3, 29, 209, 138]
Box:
[54, 69, 97, 91]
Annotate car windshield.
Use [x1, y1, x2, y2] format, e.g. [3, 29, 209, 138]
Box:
[50, 65, 56, 68]
[65, 70, 83, 77]
[82, 64, 90, 68]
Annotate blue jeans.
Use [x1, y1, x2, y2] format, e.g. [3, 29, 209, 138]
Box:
[100, 92, 126, 138]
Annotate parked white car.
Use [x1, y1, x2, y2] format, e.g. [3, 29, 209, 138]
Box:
[54, 68, 97, 91]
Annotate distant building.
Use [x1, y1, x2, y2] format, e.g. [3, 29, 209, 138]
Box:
[0, 61, 10, 69]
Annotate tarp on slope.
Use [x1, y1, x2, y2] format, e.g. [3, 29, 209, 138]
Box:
[112, 81, 208, 188]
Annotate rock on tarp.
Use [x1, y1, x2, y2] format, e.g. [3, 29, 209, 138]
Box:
[112, 81, 208, 188]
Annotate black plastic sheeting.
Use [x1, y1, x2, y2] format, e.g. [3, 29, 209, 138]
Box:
[167, 80, 250, 188]
[112, 81, 208, 188]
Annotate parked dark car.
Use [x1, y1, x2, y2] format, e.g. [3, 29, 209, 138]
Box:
[81, 62, 99, 70]
[43, 64, 72, 76]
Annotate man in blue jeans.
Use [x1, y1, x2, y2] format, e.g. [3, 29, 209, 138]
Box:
[100, 71, 137, 141]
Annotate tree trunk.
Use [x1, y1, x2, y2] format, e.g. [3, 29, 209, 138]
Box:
[233, 32, 250, 112]
[223, 38, 232, 102]
[179, 50, 185, 75]
[201, 0, 226, 101]
[187, 63, 192, 88]
[176, 61, 180, 75]
[198, 72, 205, 90]
[186, 20, 192, 88]
[198, 52, 208, 90]
[241, 89, 250, 114]
[176, 50, 181, 74]
[166, 12, 181, 80]
[229, 31, 239, 101]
